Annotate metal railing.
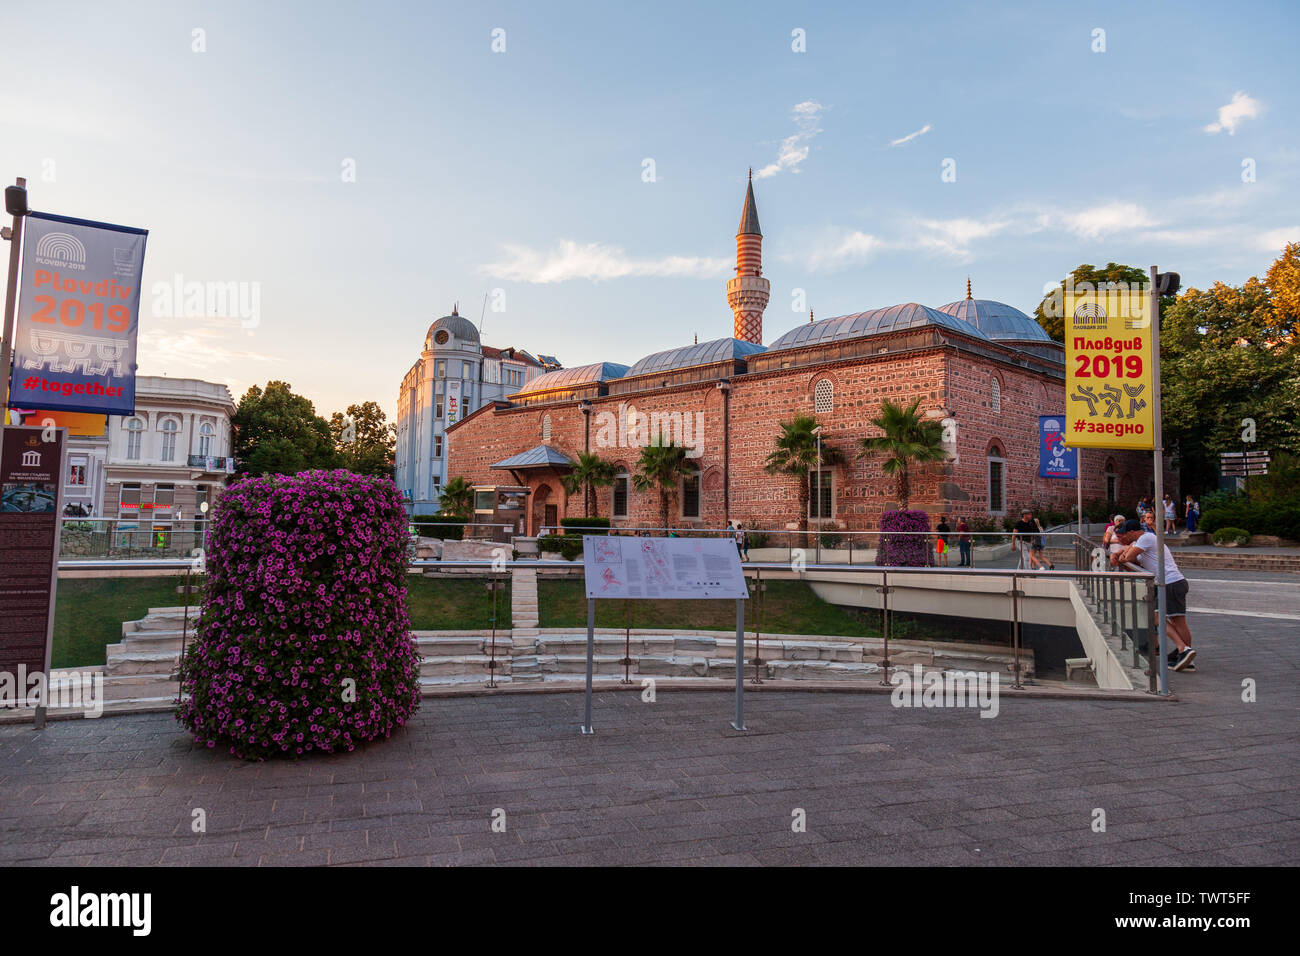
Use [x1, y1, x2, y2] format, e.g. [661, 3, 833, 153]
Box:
[59, 516, 210, 559]
[56, 551, 1160, 695]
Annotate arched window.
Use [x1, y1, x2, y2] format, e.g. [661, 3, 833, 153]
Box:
[681, 466, 701, 520]
[814, 379, 833, 414]
[126, 417, 145, 461]
[988, 443, 1005, 515]
[541, 414, 552, 442]
[159, 419, 179, 462]
[991, 378, 1002, 414]
[1104, 458, 1117, 504]
[199, 422, 215, 458]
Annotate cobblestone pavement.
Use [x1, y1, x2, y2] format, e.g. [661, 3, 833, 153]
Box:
[2, 592, 1296, 867]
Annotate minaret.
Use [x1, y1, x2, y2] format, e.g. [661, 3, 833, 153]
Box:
[727, 169, 770, 344]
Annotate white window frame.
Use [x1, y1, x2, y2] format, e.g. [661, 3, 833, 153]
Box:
[125, 417, 145, 461]
[612, 473, 629, 519]
[808, 468, 835, 520]
[988, 446, 1006, 516]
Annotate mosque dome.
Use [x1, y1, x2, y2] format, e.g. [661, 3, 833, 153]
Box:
[768, 302, 993, 352]
[626, 337, 766, 377]
[514, 361, 629, 397]
[935, 297, 1051, 343]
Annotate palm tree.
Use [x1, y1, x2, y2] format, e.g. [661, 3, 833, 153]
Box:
[764, 415, 843, 536]
[856, 398, 947, 510]
[561, 452, 618, 518]
[438, 475, 475, 518]
[633, 440, 693, 529]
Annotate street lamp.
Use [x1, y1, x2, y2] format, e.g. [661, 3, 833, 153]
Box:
[811, 425, 823, 565]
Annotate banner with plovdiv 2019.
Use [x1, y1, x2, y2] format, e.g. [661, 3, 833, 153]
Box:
[6, 212, 147, 416]
[1064, 286, 1154, 450]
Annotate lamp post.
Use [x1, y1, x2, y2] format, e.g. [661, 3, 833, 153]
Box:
[578, 399, 593, 516]
[812, 424, 822, 565]
[1, 177, 30, 413]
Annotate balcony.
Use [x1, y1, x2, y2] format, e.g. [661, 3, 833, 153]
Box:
[187, 455, 235, 472]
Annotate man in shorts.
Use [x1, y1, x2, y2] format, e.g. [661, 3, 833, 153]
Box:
[1113, 518, 1196, 671]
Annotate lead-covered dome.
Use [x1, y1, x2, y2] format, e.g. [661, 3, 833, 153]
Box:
[935, 298, 1051, 343]
[514, 361, 629, 396]
[768, 302, 992, 351]
[626, 337, 766, 376]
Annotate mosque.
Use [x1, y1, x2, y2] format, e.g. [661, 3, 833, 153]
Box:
[443, 174, 1163, 535]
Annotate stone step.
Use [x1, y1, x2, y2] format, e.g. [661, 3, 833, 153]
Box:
[420, 655, 509, 678]
[104, 646, 178, 676]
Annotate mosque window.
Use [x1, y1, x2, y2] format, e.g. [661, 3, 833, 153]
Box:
[988, 444, 1006, 515]
[814, 379, 833, 414]
[991, 378, 1001, 414]
[542, 414, 552, 442]
[612, 474, 629, 518]
[681, 468, 701, 520]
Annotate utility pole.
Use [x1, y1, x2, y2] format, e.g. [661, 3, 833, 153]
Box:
[1, 177, 28, 414]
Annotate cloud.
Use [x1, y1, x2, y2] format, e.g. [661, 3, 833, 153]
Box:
[1059, 202, 1155, 240]
[801, 230, 883, 271]
[138, 320, 278, 369]
[1258, 226, 1297, 251]
[754, 100, 826, 179]
[1204, 91, 1261, 135]
[479, 240, 730, 283]
[889, 124, 932, 147]
[907, 217, 1011, 259]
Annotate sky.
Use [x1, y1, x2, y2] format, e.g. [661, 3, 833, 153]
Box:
[2, 0, 1296, 421]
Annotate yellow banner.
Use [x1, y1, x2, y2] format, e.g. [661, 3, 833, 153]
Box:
[1064, 288, 1154, 450]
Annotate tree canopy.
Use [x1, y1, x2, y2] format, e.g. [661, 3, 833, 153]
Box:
[1034, 262, 1148, 342]
[329, 401, 396, 478]
[232, 381, 338, 477]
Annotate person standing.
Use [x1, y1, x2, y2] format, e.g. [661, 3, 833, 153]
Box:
[1113, 518, 1197, 671]
[1163, 494, 1177, 536]
[957, 516, 972, 567]
[1185, 495, 1199, 533]
[935, 515, 951, 567]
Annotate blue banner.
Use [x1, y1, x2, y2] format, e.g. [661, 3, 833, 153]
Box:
[7, 212, 147, 415]
[1039, 415, 1077, 479]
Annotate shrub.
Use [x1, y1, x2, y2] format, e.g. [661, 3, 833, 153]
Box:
[818, 532, 842, 549]
[560, 516, 610, 535]
[878, 509, 930, 567]
[539, 534, 583, 560]
[412, 518, 465, 540]
[1201, 498, 1300, 541]
[747, 531, 769, 549]
[1212, 527, 1252, 546]
[176, 470, 422, 760]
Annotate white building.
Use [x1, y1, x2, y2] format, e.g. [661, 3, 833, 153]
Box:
[395, 306, 556, 514]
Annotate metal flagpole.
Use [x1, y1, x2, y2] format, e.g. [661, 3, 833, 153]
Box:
[1149, 266, 1170, 695]
[1, 177, 28, 414]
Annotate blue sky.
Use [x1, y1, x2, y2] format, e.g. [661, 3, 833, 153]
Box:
[2, 0, 1296, 420]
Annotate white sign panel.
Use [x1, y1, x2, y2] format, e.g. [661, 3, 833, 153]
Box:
[582, 536, 748, 600]
[444, 380, 461, 425]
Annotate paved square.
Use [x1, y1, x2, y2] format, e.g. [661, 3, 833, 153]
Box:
[2, 572, 1296, 866]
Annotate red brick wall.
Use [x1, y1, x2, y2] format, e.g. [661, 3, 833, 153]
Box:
[447, 342, 1169, 534]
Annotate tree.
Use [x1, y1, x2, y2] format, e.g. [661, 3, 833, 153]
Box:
[1265, 241, 1300, 332]
[561, 452, 618, 518]
[764, 414, 843, 535]
[1160, 274, 1300, 494]
[438, 476, 475, 518]
[633, 440, 694, 529]
[856, 398, 947, 510]
[1034, 262, 1148, 342]
[232, 381, 338, 477]
[329, 401, 397, 478]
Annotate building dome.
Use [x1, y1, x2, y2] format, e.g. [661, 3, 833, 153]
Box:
[626, 337, 766, 377]
[935, 298, 1051, 343]
[425, 306, 481, 349]
[513, 361, 629, 397]
[768, 302, 992, 352]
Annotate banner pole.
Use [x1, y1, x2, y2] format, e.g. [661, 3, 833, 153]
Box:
[1149, 266, 1170, 696]
[1, 177, 27, 413]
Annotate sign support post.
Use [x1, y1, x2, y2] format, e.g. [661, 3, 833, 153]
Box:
[581, 597, 595, 734]
[1, 177, 26, 414]
[731, 598, 746, 732]
[1149, 266, 1169, 696]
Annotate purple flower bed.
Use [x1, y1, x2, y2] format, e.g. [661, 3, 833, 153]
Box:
[176, 469, 422, 760]
[878, 509, 931, 567]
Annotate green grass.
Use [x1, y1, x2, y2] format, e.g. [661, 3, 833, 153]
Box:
[538, 578, 896, 636]
[53, 575, 200, 669]
[52, 574, 510, 668]
[406, 575, 511, 631]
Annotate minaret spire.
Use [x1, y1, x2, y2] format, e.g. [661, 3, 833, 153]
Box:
[965, 277, 972, 300]
[727, 171, 770, 344]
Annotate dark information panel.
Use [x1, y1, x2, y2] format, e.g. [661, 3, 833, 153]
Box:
[0, 425, 65, 680]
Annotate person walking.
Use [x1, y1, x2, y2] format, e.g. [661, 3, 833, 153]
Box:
[1013, 509, 1051, 570]
[935, 515, 951, 567]
[957, 516, 972, 567]
[1113, 518, 1197, 671]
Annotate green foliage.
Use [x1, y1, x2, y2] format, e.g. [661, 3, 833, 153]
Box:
[232, 380, 338, 477]
[412, 520, 465, 541]
[1211, 527, 1252, 546]
[1033, 262, 1148, 342]
[560, 453, 618, 518]
[747, 531, 769, 549]
[438, 476, 475, 518]
[539, 533, 583, 560]
[856, 398, 945, 510]
[1201, 499, 1300, 542]
[329, 401, 396, 478]
[633, 440, 695, 527]
[560, 516, 610, 534]
[765, 414, 843, 532]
